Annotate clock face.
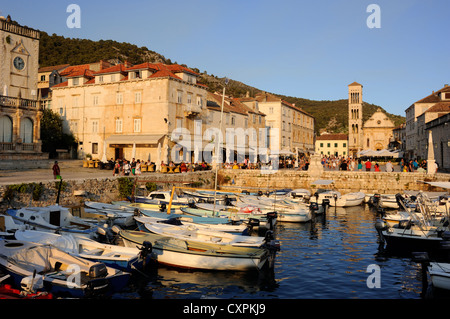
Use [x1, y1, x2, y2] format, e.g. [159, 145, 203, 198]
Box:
[13, 56, 25, 71]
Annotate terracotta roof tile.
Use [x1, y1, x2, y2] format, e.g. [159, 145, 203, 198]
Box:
[95, 64, 127, 75]
[425, 101, 450, 113]
[52, 81, 68, 88]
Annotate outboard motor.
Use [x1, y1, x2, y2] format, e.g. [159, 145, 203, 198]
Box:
[159, 203, 166, 212]
[257, 191, 263, 197]
[89, 263, 108, 278]
[224, 195, 232, 206]
[309, 202, 319, 212]
[86, 263, 109, 297]
[188, 199, 196, 208]
[138, 241, 153, 267]
[247, 218, 260, 231]
[266, 212, 277, 230]
[264, 230, 280, 252]
[133, 208, 141, 216]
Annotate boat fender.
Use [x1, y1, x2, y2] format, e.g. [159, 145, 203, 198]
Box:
[111, 225, 122, 234]
[97, 227, 107, 236]
[374, 220, 386, 230]
[89, 263, 108, 278]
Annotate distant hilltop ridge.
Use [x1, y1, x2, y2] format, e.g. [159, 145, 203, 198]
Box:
[38, 30, 404, 134]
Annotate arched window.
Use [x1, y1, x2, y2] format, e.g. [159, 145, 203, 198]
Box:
[20, 117, 34, 143]
[0, 116, 13, 143]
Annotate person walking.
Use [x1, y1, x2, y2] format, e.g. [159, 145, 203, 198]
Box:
[365, 159, 372, 172]
[385, 160, 394, 172]
[52, 161, 61, 179]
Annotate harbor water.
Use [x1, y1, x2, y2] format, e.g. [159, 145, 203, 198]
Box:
[112, 204, 446, 300]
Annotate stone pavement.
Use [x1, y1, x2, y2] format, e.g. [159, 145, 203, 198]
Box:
[0, 160, 115, 186]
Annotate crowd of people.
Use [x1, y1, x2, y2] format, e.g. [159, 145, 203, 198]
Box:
[319, 154, 438, 173]
[85, 155, 437, 177]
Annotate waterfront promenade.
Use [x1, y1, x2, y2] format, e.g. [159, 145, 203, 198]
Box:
[0, 159, 443, 186]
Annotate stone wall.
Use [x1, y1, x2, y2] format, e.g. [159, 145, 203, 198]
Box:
[217, 169, 450, 194]
[0, 171, 216, 211]
[1, 168, 448, 212]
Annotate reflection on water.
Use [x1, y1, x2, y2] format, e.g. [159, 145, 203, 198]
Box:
[116, 204, 450, 299]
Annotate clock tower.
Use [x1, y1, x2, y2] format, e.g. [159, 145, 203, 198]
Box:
[0, 16, 44, 163]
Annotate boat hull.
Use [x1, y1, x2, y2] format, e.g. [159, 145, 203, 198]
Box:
[119, 230, 273, 271]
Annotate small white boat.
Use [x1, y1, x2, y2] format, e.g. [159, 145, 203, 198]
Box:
[237, 195, 314, 222]
[141, 218, 266, 248]
[288, 189, 311, 202]
[6, 205, 99, 238]
[14, 229, 152, 272]
[134, 215, 248, 234]
[429, 262, 450, 290]
[0, 240, 130, 298]
[310, 190, 365, 207]
[130, 190, 192, 206]
[119, 230, 278, 271]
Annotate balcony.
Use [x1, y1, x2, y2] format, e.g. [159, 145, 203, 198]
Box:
[0, 95, 41, 110]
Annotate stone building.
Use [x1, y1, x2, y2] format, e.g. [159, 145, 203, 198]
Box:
[405, 84, 450, 159]
[425, 113, 450, 172]
[239, 92, 315, 155]
[363, 108, 395, 151]
[50, 61, 208, 163]
[206, 91, 266, 163]
[315, 133, 348, 157]
[0, 17, 45, 162]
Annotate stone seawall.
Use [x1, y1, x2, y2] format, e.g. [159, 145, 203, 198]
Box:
[0, 171, 216, 211]
[217, 169, 450, 194]
[0, 168, 448, 211]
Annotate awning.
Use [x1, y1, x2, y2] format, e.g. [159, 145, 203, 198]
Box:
[105, 134, 165, 147]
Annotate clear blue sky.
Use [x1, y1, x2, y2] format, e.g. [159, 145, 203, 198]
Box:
[2, 0, 449, 116]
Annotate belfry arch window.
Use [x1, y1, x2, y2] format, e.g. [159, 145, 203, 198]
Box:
[0, 116, 13, 143]
[20, 117, 34, 143]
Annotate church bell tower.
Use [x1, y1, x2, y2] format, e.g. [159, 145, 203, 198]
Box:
[348, 82, 363, 157]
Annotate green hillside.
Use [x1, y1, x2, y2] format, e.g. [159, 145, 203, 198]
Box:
[38, 31, 405, 134]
